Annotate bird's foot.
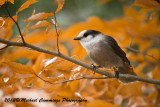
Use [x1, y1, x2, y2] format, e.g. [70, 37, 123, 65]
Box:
[113, 67, 119, 78]
[90, 64, 101, 74]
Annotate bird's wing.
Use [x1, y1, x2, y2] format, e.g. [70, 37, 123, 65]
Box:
[104, 35, 131, 66]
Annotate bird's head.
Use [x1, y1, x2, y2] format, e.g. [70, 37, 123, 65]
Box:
[73, 30, 102, 43]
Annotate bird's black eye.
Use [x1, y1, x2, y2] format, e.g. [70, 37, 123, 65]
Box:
[83, 33, 89, 37]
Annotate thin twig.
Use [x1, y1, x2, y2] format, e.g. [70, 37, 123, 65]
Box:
[34, 72, 54, 84]
[34, 71, 112, 84]
[2, 2, 26, 44]
[53, 12, 60, 54]
[125, 47, 159, 63]
[0, 38, 160, 85]
[53, 76, 113, 84]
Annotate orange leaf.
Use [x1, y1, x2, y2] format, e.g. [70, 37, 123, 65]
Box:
[23, 12, 54, 22]
[3, 15, 18, 39]
[3, 61, 34, 74]
[32, 53, 46, 74]
[55, 0, 65, 13]
[28, 20, 49, 30]
[0, 0, 5, 5]
[33, 78, 45, 88]
[18, 0, 37, 12]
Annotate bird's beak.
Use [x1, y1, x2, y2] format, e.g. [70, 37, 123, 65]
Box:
[73, 37, 81, 40]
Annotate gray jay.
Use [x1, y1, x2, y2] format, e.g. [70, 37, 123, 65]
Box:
[73, 30, 136, 83]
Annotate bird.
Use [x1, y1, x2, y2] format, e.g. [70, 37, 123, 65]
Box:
[73, 30, 136, 83]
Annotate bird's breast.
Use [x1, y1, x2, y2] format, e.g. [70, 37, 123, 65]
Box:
[85, 41, 123, 68]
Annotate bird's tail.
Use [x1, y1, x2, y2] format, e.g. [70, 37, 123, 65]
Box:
[118, 65, 137, 84]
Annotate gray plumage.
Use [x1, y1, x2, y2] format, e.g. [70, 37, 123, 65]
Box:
[74, 30, 136, 83]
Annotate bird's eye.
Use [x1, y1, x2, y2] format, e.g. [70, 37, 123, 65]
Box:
[83, 33, 88, 37]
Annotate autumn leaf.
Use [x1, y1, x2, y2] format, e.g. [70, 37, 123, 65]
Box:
[23, 12, 54, 22]
[3, 61, 34, 74]
[55, 0, 65, 13]
[1, 1, 160, 106]
[45, 23, 52, 33]
[28, 20, 50, 30]
[0, 0, 5, 5]
[3, 15, 18, 39]
[18, 0, 37, 12]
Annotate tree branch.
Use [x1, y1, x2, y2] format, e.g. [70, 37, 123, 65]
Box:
[0, 38, 160, 85]
[53, 12, 61, 54]
[125, 47, 159, 63]
[2, 3, 26, 44]
[53, 76, 114, 84]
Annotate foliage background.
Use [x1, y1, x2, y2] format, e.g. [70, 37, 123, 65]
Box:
[0, 0, 160, 107]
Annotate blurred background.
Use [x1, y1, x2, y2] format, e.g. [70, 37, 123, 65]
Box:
[0, 0, 139, 36]
[0, 1, 160, 107]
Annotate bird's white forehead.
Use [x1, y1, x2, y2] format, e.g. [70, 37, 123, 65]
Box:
[77, 30, 87, 37]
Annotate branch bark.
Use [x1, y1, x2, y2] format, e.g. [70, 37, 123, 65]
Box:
[0, 38, 160, 85]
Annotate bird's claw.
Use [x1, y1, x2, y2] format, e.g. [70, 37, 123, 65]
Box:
[90, 64, 101, 74]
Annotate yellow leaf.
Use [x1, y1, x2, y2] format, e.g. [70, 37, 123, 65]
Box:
[4, 61, 34, 74]
[18, 0, 37, 12]
[23, 12, 54, 22]
[55, 0, 65, 13]
[87, 100, 119, 107]
[0, 0, 5, 5]
[146, 91, 158, 102]
[32, 53, 46, 74]
[28, 20, 49, 30]
[33, 78, 45, 88]
[3, 15, 18, 39]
